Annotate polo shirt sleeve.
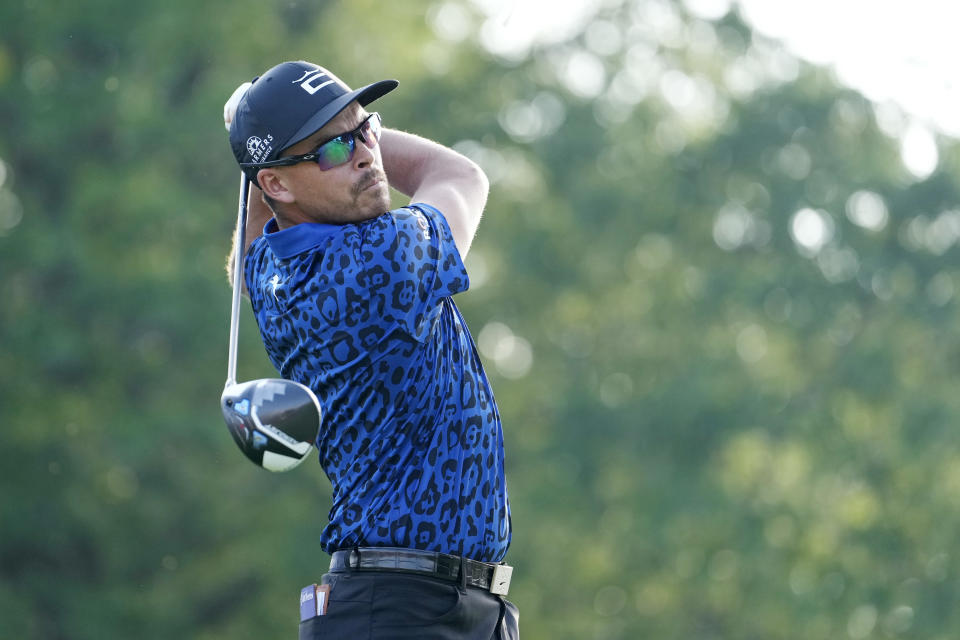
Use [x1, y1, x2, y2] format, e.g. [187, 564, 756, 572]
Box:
[358, 203, 469, 341]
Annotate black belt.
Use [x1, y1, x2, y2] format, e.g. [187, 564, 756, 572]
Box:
[329, 547, 513, 596]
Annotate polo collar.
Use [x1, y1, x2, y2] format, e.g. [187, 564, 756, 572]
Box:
[262, 218, 341, 259]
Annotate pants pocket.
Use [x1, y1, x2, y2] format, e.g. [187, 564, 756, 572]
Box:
[298, 574, 372, 640]
[371, 573, 464, 629]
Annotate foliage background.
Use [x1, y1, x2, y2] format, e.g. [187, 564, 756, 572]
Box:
[3, 1, 960, 638]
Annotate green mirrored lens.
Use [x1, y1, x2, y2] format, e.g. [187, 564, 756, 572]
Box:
[317, 137, 353, 169]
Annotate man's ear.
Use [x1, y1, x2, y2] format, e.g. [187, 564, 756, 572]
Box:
[257, 169, 295, 203]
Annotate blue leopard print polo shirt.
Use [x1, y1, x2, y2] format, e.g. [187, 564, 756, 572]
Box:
[244, 203, 511, 562]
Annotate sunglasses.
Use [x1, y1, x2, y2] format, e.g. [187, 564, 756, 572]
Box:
[248, 112, 382, 171]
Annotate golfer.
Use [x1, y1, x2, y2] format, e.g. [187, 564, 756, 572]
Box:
[224, 60, 518, 639]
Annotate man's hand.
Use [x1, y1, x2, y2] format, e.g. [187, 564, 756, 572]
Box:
[223, 82, 252, 131]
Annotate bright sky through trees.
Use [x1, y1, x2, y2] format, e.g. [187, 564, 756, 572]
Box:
[465, 0, 958, 179]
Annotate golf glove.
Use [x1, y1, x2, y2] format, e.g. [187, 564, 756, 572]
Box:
[223, 81, 252, 131]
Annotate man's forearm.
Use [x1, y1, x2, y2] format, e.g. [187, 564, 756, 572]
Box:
[381, 128, 447, 197]
[380, 128, 488, 257]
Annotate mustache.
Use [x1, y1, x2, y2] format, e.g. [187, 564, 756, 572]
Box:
[353, 169, 386, 196]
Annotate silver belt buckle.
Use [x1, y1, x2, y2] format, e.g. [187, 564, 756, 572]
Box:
[489, 564, 513, 595]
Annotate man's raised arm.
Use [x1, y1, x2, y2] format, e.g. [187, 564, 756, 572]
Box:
[223, 81, 272, 292]
[380, 128, 489, 259]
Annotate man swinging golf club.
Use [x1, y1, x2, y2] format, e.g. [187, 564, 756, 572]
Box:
[223, 60, 518, 639]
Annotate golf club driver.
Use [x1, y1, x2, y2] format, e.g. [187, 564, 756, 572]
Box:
[220, 172, 322, 472]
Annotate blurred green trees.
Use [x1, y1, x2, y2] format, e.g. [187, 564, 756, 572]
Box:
[3, 1, 960, 638]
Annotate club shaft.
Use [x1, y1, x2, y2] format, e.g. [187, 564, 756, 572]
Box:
[226, 172, 250, 387]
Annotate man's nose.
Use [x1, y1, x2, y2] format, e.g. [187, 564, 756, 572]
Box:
[352, 134, 377, 168]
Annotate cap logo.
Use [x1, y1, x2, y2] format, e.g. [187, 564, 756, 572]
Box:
[292, 65, 338, 95]
[246, 134, 275, 163]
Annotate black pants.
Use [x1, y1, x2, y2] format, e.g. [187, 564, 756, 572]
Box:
[298, 570, 519, 639]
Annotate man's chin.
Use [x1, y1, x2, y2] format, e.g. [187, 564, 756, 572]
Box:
[362, 184, 392, 215]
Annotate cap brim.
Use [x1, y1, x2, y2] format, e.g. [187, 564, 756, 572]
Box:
[284, 79, 398, 153]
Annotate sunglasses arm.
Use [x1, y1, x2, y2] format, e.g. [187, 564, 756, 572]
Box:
[241, 153, 318, 169]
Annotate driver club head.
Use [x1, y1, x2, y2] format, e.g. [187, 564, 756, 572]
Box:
[221, 172, 321, 472]
[221, 378, 322, 472]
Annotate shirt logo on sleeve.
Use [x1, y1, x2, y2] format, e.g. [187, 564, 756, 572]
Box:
[413, 210, 431, 240]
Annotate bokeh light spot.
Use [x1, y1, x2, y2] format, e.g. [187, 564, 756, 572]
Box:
[900, 122, 938, 179]
[845, 190, 888, 231]
[790, 208, 834, 256]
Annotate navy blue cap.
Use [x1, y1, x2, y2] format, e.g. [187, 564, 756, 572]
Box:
[229, 61, 398, 185]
